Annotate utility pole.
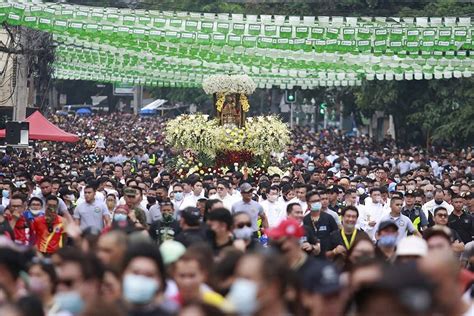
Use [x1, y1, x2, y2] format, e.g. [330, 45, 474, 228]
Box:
[132, 85, 143, 115]
[12, 27, 28, 121]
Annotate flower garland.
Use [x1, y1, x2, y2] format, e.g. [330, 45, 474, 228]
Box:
[165, 114, 290, 159]
[203, 74, 256, 95]
[240, 94, 250, 112]
[216, 93, 225, 112]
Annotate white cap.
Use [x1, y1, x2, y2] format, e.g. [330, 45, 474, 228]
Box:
[396, 236, 428, 257]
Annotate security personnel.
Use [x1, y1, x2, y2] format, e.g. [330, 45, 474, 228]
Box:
[147, 146, 157, 166]
[448, 194, 473, 244]
[401, 190, 428, 232]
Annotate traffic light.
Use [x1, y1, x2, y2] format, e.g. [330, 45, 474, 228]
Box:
[319, 102, 327, 115]
[285, 90, 296, 103]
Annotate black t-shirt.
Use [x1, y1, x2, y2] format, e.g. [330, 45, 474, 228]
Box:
[303, 212, 338, 257]
[448, 212, 474, 244]
[148, 220, 181, 244]
[327, 229, 370, 252]
[211, 237, 234, 256]
[300, 225, 319, 255]
[174, 227, 208, 247]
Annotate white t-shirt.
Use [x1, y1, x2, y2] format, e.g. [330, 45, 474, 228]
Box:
[260, 199, 287, 228]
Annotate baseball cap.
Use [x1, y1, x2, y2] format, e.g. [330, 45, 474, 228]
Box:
[302, 261, 341, 295]
[181, 207, 201, 226]
[123, 187, 138, 197]
[160, 240, 186, 265]
[396, 236, 428, 257]
[265, 219, 305, 240]
[404, 189, 416, 197]
[240, 183, 253, 193]
[378, 220, 399, 232]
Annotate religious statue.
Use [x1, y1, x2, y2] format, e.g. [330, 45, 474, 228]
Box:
[215, 93, 245, 128]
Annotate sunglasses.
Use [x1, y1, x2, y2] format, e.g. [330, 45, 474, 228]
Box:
[57, 278, 75, 288]
[436, 213, 448, 218]
[236, 222, 252, 229]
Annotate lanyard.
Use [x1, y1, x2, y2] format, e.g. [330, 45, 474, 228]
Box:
[341, 229, 357, 249]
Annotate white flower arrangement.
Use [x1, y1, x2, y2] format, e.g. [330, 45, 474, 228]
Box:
[165, 114, 290, 159]
[202, 74, 257, 95]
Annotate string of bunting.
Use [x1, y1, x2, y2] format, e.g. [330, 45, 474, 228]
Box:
[1, 0, 473, 87]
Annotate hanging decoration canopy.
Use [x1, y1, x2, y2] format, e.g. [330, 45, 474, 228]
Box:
[2, 0, 473, 88]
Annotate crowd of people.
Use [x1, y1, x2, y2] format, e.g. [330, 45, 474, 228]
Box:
[0, 113, 472, 316]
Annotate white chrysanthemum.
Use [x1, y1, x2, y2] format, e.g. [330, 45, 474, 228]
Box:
[202, 74, 256, 95]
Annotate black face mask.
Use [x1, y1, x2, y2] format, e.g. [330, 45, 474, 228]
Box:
[156, 196, 164, 203]
[162, 181, 170, 187]
[435, 199, 444, 205]
[147, 196, 156, 205]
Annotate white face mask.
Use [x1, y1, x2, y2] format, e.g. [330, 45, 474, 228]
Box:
[226, 278, 259, 315]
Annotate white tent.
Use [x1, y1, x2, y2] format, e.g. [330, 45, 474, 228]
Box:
[141, 99, 168, 111]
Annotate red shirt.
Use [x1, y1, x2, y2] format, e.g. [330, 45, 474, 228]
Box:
[31, 216, 65, 254]
[4, 213, 29, 245]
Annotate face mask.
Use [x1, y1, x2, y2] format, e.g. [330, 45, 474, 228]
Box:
[267, 195, 278, 203]
[123, 274, 159, 304]
[147, 196, 156, 205]
[434, 199, 443, 205]
[55, 291, 84, 315]
[378, 235, 397, 248]
[425, 192, 434, 200]
[113, 213, 127, 222]
[30, 209, 42, 215]
[226, 278, 259, 315]
[394, 178, 401, 183]
[234, 226, 253, 240]
[310, 202, 322, 212]
[2, 190, 9, 199]
[15, 181, 25, 188]
[162, 213, 174, 223]
[162, 181, 170, 187]
[308, 166, 315, 172]
[70, 171, 78, 177]
[174, 192, 183, 201]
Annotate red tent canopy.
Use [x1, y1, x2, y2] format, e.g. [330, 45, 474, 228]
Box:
[0, 111, 79, 143]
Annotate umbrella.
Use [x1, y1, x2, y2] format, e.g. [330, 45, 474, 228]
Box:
[76, 108, 92, 116]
